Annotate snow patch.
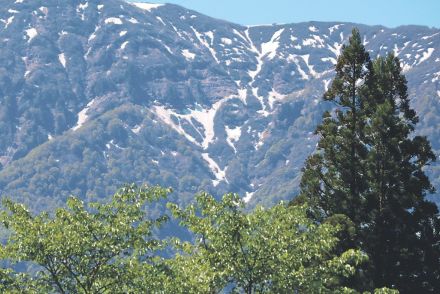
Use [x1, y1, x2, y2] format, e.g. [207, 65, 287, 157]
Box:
[156, 16, 166, 26]
[287, 55, 309, 80]
[260, 28, 285, 60]
[225, 126, 241, 153]
[181, 49, 195, 60]
[25, 28, 38, 42]
[401, 63, 412, 73]
[328, 24, 342, 34]
[191, 27, 219, 63]
[321, 57, 337, 64]
[422, 32, 439, 40]
[323, 79, 331, 91]
[120, 41, 129, 50]
[5, 16, 15, 28]
[58, 53, 66, 68]
[300, 54, 319, 77]
[221, 37, 232, 45]
[237, 88, 247, 104]
[244, 28, 284, 114]
[327, 42, 343, 57]
[72, 99, 96, 131]
[154, 97, 233, 149]
[78, 2, 88, 10]
[243, 191, 254, 203]
[202, 153, 228, 186]
[105, 17, 122, 25]
[88, 26, 100, 42]
[417, 48, 435, 65]
[119, 30, 127, 37]
[38, 6, 48, 16]
[131, 2, 164, 11]
[309, 26, 318, 32]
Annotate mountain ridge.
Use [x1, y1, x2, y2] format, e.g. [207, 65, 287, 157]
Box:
[0, 0, 439, 210]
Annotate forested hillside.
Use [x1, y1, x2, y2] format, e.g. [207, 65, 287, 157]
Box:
[0, 0, 439, 209]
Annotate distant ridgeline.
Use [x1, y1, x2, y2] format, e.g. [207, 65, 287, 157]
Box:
[0, 0, 439, 211]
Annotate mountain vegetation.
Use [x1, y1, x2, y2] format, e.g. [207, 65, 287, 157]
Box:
[0, 0, 439, 209]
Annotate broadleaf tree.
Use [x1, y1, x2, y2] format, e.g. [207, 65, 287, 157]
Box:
[0, 184, 171, 293]
[167, 192, 370, 293]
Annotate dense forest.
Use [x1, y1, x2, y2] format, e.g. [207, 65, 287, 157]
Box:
[1, 29, 439, 293]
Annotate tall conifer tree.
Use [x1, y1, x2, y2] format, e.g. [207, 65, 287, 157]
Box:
[300, 28, 371, 224]
[299, 29, 440, 292]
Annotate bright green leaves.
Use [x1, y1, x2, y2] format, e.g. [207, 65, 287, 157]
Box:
[0, 186, 400, 293]
[168, 193, 368, 293]
[0, 184, 170, 293]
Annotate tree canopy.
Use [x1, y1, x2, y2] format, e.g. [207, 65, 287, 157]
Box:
[299, 28, 440, 292]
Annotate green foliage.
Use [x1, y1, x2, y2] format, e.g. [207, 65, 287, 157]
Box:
[167, 193, 368, 293]
[0, 184, 170, 293]
[299, 28, 440, 292]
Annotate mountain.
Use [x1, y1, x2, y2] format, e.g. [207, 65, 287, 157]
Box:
[0, 0, 439, 211]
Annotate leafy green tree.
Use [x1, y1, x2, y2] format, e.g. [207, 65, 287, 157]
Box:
[299, 28, 440, 292]
[167, 192, 369, 293]
[0, 184, 170, 293]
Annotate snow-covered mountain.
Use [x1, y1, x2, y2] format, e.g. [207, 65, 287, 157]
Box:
[0, 0, 439, 210]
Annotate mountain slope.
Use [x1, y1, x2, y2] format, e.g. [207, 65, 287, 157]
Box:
[0, 0, 439, 210]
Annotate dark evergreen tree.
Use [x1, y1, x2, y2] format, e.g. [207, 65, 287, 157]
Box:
[298, 29, 440, 292]
[363, 54, 440, 292]
[299, 28, 372, 224]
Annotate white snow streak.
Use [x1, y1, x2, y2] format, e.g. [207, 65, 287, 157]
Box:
[131, 2, 164, 11]
[243, 191, 254, 203]
[225, 126, 241, 153]
[327, 42, 343, 57]
[260, 28, 285, 60]
[105, 17, 122, 25]
[25, 28, 38, 42]
[58, 53, 66, 68]
[72, 99, 96, 131]
[191, 27, 219, 63]
[181, 49, 195, 60]
[154, 97, 234, 149]
[120, 41, 129, 50]
[202, 153, 228, 186]
[321, 57, 337, 64]
[5, 16, 14, 28]
[245, 28, 284, 115]
[417, 48, 435, 65]
[323, 79, 331, 91]
[328, 24, 342, 34]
